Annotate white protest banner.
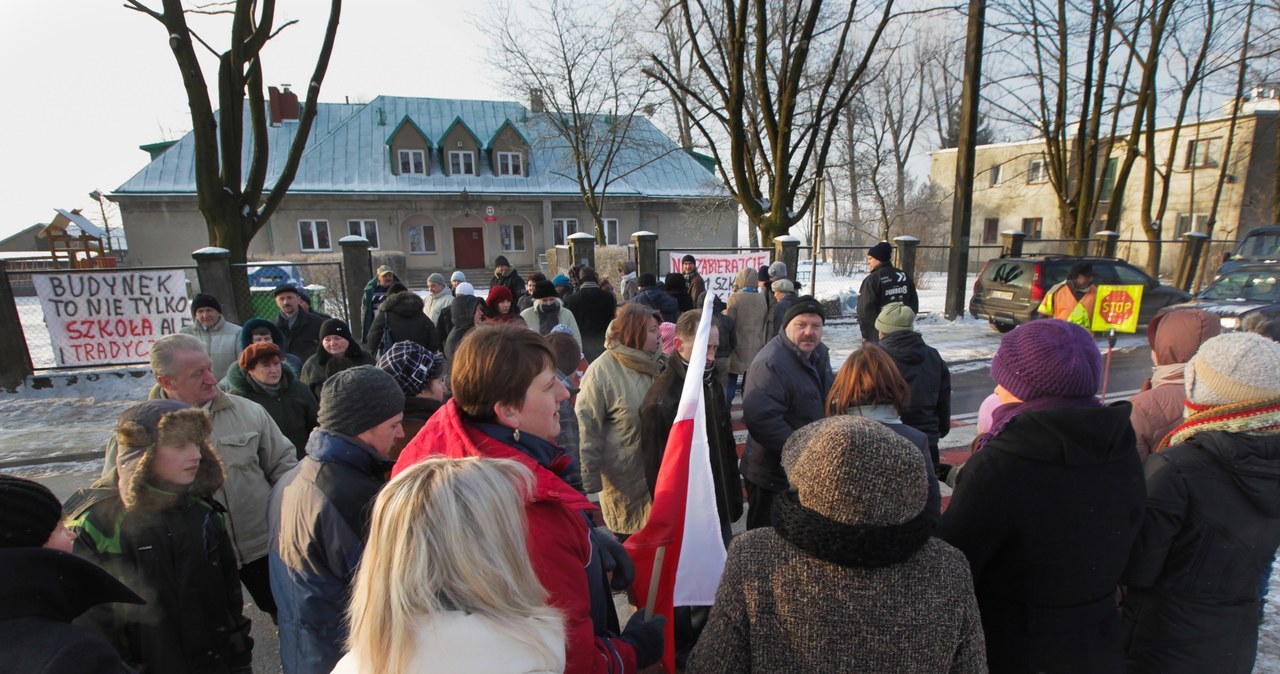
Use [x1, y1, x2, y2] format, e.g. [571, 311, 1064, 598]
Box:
[32, 270, 192, 367]
[668, 251, 772, 302]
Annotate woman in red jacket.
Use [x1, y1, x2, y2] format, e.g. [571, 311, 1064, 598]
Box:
[394, 324, 664, 674]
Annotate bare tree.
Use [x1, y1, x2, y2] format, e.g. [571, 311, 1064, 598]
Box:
[482, 0, 669, 245]
[646, 0, 898, 245]
[124, 0, 340, 283]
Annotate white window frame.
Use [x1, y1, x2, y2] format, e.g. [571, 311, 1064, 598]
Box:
[1026, 159, 1048, 184]
[406, 224, 437, 254]
[398, 149, 426, 175]
[497, 151, 523, 176]
[298, 219, 332, 252]
[448, 150, 476, 176]
[553, 218, 578, 246]
[989, 164, 1003, 186]
[1175, 213, 1210, 237]
[500, 224, 527, 252]
[347, 219, 379, 250]
[1186, 138, 1221, 169]
[602, 218, 620, 245]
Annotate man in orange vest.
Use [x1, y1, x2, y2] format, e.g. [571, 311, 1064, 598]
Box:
[1038, 262, 1098, 329]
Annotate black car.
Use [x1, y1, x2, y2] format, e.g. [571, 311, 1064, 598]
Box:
[970, 255, 1192, 332]
[1160, 263, 1280, 333]
[1216, 224, 1280, 277]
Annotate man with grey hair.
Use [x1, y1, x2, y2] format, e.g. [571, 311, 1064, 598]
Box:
[94, 333, 297, 618]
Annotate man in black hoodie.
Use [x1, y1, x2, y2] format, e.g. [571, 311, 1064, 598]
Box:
[875, 303, 951, 474]
[857, 242, 918, 343]
[491, 256, 525, 300]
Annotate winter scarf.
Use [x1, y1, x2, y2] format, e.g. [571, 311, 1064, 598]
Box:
[536, 301, 561, 336]
[1141, 363, 1186, 393]
[475, 422, 584, 493]
[975, 395, 1101, 453]
[608, 343, 664, 378]
[1157, 396, 1280, 451]
[246, 372, 286, 398]
[844, 404, 903, 425]
[771, 489, 932, 568]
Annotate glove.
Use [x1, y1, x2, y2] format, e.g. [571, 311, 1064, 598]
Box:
[592, 527, 635, 591]
[620, 611, 667, 670]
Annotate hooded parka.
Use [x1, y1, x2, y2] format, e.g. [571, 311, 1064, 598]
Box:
[879, 329, 952, 460]
[725, 268, 769, 376]
[1128, 309, 1221, 457]
[937, 403, 1145, 673]
[1122, 430, 1280, 674]
[362, 290, 441, 354]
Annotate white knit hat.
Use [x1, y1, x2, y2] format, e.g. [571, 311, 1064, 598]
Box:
[1185, 332, 1280, 406]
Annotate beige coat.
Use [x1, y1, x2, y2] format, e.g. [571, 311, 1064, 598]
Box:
[520, 300, 583, 348]
[180, 317, 242, 383]
[577, 343, 664, 533]
[726, 268, 769, 375]
[97, 386, 297, 565]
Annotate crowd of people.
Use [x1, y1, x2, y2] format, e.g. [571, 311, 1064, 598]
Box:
[4, 244, 1280, 674]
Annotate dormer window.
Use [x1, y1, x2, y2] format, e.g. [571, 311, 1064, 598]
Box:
[399, 149, 426, 175]
[449, 151, 476, 176]
[497, 152, 524, 176]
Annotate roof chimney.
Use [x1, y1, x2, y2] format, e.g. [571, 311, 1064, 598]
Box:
[269, 85, 300, 125]
[530, 88, 545, 113]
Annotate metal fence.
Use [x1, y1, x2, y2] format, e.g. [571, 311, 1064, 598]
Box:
[12, 266, 198, 371]
[229, 260, 349, 325]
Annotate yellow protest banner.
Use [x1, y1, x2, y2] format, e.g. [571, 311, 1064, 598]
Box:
[1091, 284, 1145, 332]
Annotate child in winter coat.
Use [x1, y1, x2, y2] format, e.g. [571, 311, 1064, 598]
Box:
[69, 400, 253, 674]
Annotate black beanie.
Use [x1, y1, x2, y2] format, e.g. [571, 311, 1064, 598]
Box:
[638, 272, 657, 288]
[320, 318, 353, 341]
[781, 296, 826, 331]
[495, 255, 511, 268]
[533, 280, 558, 299]
[0, 475, 64, 548]
[191, 293, 223, 316]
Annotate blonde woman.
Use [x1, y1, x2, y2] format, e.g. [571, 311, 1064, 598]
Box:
[335, 457, 565, 674]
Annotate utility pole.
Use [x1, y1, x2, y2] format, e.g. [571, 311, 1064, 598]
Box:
[89, 190, 113, 254]
[944, 0, 988, 319]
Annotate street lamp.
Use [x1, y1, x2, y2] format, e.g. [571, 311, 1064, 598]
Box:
[88, 189, 113, 254]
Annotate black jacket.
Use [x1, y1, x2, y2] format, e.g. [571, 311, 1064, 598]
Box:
[226, 362, 319, 460]
[632, 287, 680, 324]
[71, 490, 253, 673]
[564, 283, 616, 362]
[937, 403, 1145, 674]
[1122, 431, 1280, 674]
[857, 263, 919, 340]
[771, 293, 796, 336]
[363, 290, 441, 354]
[300, 341, 377, 402]
[275, 309, 325, 362]
[879, 330, 952, 449]
[492, 268, 526, 299]
[639, 356, 744, 527]
[741, 333, 834, 491]
[443, 295, 484, 381]
[0, 548, 141, 674]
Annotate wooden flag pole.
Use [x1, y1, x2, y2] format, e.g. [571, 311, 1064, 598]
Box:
[643, 546, 666, 620]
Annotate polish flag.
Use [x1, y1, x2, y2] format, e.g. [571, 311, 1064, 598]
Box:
[624, 293, 727, 673]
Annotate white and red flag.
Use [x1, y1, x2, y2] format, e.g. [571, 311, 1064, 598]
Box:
[623, 293, 727, 673]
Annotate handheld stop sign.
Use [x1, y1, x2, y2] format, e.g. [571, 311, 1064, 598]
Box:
[1091, 285, 1145, 333]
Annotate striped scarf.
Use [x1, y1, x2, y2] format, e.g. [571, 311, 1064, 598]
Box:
[1156, 396, 1280, 452]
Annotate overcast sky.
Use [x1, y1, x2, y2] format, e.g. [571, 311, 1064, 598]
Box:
[0, 0, 507, 240]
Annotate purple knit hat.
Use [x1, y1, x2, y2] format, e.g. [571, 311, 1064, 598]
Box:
[990, 320, 1101, 401]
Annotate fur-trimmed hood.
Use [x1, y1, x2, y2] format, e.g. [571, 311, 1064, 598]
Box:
[239, 317, 287, 351]
[379, 289, 425, 317]
[115, 401, 224, 512]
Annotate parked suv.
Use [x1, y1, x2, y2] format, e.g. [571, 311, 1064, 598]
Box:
[1216, 224, 1280, 277]
[970, 255, 1192, 332]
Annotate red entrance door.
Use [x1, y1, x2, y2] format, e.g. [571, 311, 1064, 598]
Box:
[453, 227, 485, 269]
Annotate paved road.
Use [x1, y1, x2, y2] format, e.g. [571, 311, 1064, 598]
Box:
[950, 342, 1154, 414]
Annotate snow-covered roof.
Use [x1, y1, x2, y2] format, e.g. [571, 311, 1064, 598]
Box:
[114, 95, 728, 200]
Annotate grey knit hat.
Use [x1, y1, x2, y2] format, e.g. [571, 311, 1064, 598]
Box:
[318, 366, 405, 437]
[771, 279, 795, 294]
[782, 416, 927, 527]
[875, 302, 915, 335]
[1186, 332, 1280, 406]
[427, 273, 447, 286]
[768, 261, 788, 280]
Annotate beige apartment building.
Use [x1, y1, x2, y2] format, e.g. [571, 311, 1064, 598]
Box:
[930, 96, 1278, 272]
[111, 92, 737, 279]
